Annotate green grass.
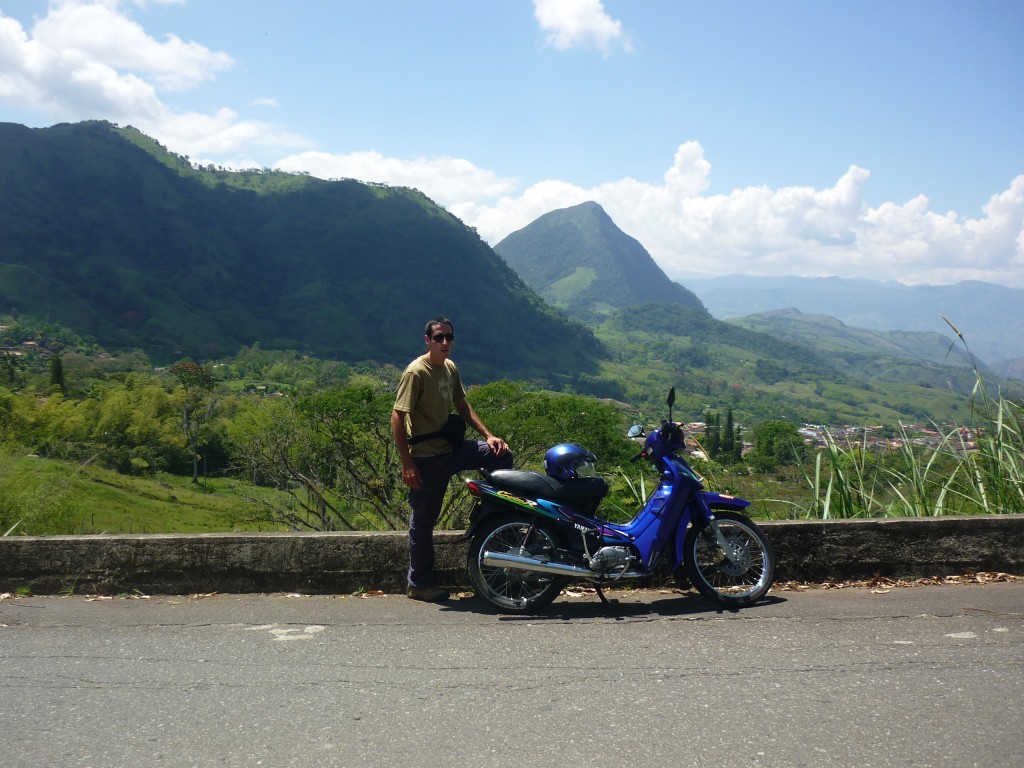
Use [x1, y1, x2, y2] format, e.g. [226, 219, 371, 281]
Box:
[548, 266, 597, 303]
[4, 322, 1019, 533]
[762, 362, 1024, 518]
[0, 450, 288, 535]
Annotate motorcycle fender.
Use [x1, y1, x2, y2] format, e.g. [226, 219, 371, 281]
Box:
[702, 490, 751, 511]
[464, 502, 500, 541]
[671, 492, 712, 571]
[464, 498, 547, 541]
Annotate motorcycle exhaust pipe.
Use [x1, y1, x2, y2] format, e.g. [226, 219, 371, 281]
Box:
[481, 550, 643, 580]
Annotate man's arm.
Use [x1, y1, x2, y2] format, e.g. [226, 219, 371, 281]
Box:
[391, 409, 421, 489]
[454, 399, 509, 457]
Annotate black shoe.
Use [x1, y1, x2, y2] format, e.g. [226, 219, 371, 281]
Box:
[407, 585, 450, 602]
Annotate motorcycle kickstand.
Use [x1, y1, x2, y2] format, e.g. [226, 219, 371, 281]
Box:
[594, 584, 618, 610]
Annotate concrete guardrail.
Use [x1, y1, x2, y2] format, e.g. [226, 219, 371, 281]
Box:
[2, 516, 1022, 596]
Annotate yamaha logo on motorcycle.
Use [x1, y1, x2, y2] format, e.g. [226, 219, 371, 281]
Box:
[463, 388, 775, 614]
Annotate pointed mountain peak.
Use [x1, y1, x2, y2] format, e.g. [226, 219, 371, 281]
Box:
[494, 202, 705, 319]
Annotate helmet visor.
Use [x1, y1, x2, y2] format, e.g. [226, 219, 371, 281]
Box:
[575, 460, 597, 478]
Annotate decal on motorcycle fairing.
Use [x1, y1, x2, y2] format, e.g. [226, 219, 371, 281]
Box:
[495, 490, 539, 509]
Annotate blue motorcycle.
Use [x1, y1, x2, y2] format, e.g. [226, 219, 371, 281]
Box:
[465, 388, 775, 613]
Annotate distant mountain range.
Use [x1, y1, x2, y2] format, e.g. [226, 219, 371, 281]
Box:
[491, 199, 1003, 377]
[494, 201, 705, 319]
[486, 200, 1015, 420]
[0, 121, 602, 383]
[684, 275, 1024, 375]
[2, 121, 1018, 424]
[726, 307, 978, 377]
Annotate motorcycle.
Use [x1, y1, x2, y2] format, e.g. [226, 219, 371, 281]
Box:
[464, 388, 775, 613]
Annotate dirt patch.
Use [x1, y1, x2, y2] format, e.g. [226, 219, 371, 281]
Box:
[772, 571, 1024, 591]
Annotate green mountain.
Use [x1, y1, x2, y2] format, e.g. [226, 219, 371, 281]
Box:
[726, 308, 980, 384]
[4, 121, 1013, 426]
[685, 274, 1024, 372]
[592, 302, 993, 426]
[495, 203, 1015, 424]
[0, 121, 602, 382]
[493, 201, 705, 319]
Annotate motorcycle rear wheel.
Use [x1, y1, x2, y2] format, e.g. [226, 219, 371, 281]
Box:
[683, 510, 774, 608]
[467, 515, 568, 614]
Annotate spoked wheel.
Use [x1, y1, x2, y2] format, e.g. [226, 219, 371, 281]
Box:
[467, 515, 567, 614]
[683, 511, 775, 608]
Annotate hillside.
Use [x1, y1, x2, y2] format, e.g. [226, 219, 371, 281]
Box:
[4, 121, 1014, 427]
[591, 303, 993, 426]
[727, 308, 988, 386]
[0, 121, 602, 384]
[493, 203, 1009, 424]
[494, 201, 705, 319]
[685, 275, 1024, 373]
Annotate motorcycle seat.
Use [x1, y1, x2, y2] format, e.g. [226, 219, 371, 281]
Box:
[485, 469, 609, 501]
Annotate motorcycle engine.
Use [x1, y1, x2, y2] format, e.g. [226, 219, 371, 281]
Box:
[588, 546, 633, 572]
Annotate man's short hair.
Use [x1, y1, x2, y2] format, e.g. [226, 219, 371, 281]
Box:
[424, 317, 454, 337]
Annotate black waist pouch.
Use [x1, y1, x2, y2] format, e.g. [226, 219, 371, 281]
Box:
[408, 413, 467, 446]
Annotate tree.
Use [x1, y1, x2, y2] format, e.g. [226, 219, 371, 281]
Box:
[168, 361, 217, 484]
[467, 381, 634, 471]
[0, 387, 12, 440]
[49, 355, 66, 394]
[703, 409, 742, 463]
[228, 380, 408, 531]
[750, 420, 806, 471]
[299, 383, 409, 529]
[227, 379, 635, 533]
[2, 351, 20, 386]
[89, 376, 192, 475]
[722, 408, 735, 457]
[703, 410, 721, 459]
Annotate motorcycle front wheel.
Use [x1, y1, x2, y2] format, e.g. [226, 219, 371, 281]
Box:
[683, 511, 775, 608]
[467, 515, 568, 614]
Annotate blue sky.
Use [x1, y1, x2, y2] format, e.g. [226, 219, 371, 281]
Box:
[2, 0, 1023, 287]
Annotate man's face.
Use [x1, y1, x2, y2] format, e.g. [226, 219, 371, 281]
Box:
[425, 323, 454, 360]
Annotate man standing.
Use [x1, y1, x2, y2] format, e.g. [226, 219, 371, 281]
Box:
[391, 317, 512, 602]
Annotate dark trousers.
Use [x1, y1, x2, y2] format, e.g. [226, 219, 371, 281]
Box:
[407, 440, 513, 587]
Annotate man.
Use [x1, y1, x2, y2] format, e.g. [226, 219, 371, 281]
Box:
[391, 317, 512, 602]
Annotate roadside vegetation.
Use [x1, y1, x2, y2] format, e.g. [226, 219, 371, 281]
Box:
[1, 318, 1021, 536]
[703, 322, 1024, 520]
[0, 451, 285, 535]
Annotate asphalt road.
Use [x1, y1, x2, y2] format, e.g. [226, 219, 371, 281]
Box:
[2, 583, 1022, 768]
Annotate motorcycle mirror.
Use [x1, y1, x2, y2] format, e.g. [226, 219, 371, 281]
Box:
[667, 387, 675, 422]
[627, 424, 644, 438]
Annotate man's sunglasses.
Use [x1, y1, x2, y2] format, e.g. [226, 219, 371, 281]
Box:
[431, 332, 454, 343]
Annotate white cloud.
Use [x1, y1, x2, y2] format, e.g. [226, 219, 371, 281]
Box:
[2, 2, 1021, 290]
[274, 150, 519, 203]
[0, 1, 304, 160]
[533, 0, 632, 55]
[32, 0, 233, 93]
[591, 155, 1024, 288]
[612, 160, 1024, 288]
[293, 140, 1024, 289]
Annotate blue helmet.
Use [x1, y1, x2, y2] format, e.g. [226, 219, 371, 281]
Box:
[544, 443, 597, 480]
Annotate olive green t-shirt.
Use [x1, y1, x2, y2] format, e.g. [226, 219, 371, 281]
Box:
[394, 354, 467, 456]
